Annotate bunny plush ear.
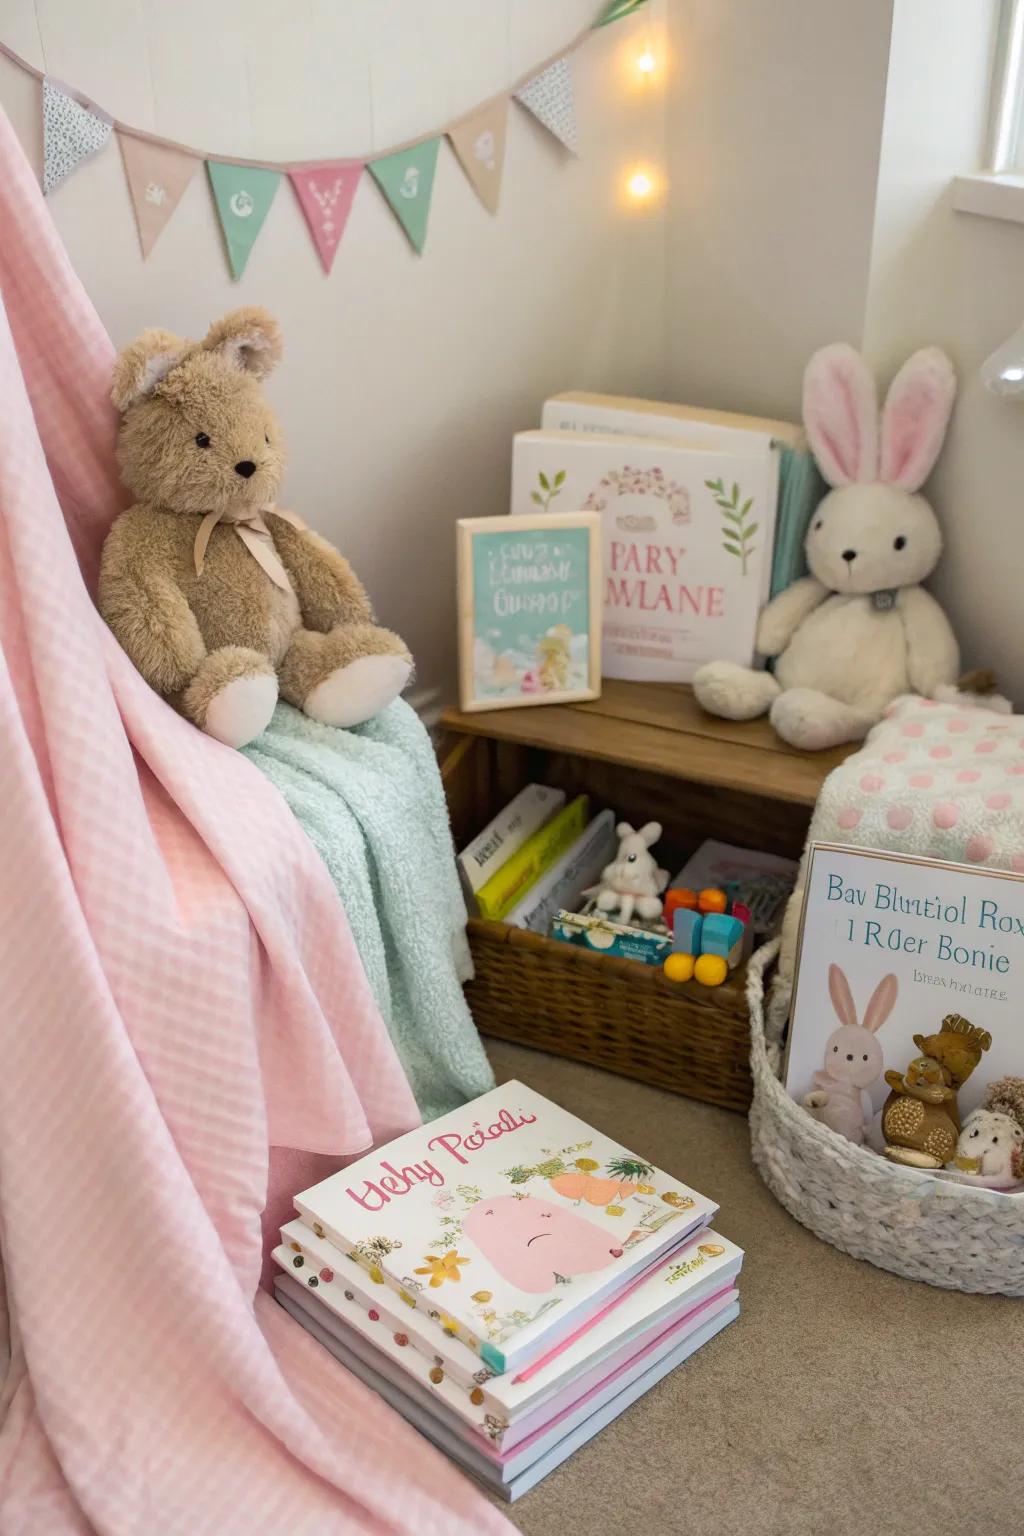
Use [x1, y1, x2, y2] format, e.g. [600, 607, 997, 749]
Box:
[201, 306, 282, 378]
[878, 348, 956, 492]
[828, 964, 858, 1028]
[110, 328, 187, 411]
[616, 822, 636, 840]
[802, 343, 879, 487]
[863, 973, 898, 1033]
[638, 821, 662, 848]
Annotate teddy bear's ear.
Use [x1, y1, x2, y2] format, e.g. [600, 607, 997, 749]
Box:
[111, 328, 187, 412]
[201, 306, 282, 378]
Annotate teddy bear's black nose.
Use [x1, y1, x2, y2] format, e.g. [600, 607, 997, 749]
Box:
[234, 460, 257, 478]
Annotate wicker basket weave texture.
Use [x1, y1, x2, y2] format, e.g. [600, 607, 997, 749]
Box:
[465, 917, 753, 1113]
[747, 939, 1024, 1295]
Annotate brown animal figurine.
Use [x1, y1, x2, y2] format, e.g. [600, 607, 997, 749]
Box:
[881, 1013, 991, 1169]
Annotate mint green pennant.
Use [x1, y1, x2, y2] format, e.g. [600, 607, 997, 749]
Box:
[207, 162, 281, 280]
[368, 139, 441, 254]
[594, 0, 648, 25]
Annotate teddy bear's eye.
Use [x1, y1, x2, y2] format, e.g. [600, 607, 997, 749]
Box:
[626, 853, 637, 863]
[814, 519, 823, 532]
[894, 535, 906, 550]
[195, 433, 211, 448]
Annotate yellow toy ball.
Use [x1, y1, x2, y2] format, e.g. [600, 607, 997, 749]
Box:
[694, 953, 729, 987]
[663, 952, 695, 983]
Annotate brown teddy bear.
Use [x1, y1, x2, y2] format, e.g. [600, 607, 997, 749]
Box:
[99, 307, 412, 748]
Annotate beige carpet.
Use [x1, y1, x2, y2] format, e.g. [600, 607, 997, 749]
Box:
[485, 1041, 1022, 1536]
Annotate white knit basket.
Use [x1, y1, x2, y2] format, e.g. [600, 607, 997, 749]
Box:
[747, 939, 1024, 1295]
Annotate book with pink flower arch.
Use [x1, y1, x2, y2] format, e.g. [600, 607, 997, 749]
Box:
[511, 422, 781, 682]
[293, 1081, 717, 1374]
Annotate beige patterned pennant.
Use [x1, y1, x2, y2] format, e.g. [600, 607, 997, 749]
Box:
[448, 97, 509, 215]
[118, 133, 201, 258]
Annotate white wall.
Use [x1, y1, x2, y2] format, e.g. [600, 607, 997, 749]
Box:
[0, 0, 669, 715]
[665, 0, 1024, 705]
[664, 0, 894, 420]
[861, 0, 1024, 704]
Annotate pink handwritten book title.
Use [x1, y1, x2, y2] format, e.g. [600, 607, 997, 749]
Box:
[345, 1107, 538, 1212]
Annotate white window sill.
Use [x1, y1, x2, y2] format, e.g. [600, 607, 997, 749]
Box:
[953, 172, 1024, 224]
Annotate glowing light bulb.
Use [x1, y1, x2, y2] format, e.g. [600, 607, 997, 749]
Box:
[637, 50, 656, 74]
[628, 171, 653, 200]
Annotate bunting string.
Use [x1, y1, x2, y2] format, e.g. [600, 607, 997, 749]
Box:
[0, 0, 647, 275]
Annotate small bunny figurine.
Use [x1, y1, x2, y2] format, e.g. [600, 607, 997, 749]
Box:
[592, 822, 669, 925]
[803, 965, 897, 1143]
[693, 345, 960, 750]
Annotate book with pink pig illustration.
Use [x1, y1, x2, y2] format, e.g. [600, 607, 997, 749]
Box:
[294, 1082, 717, 1374]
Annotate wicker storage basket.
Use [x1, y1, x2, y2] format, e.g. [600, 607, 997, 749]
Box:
[465, 917, 753, 1113]
[747, 939, 1024, 1295]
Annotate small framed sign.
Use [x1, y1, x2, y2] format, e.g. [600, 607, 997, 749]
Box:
[456, 512, 602, 712]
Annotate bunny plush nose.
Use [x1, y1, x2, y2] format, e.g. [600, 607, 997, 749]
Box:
[842, 548, 857, 564]
[846, 1052, 854, 1060]
[235, 460, 257, 478]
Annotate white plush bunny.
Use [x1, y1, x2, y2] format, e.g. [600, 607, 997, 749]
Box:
[803, 964, 897, 1144]
[694, 345, 960, 750]
[592, 821, 669, 925]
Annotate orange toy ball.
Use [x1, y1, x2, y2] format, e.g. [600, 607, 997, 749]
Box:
[663, 952, 696, 983]
[664, 888, 698, 919]
[694, 953, 729, 987]
[697, 887, 728, 914]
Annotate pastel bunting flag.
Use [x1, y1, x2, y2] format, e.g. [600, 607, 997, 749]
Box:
[42, 78, 112, 194]
[594, 0, 649, 25]
[206, 162, 281, 280]
[118, 133, 201, 258]
[448, 98, 508, 216]
[289, 162, 362, 274]
[368, 138, 441, 254]
[514, 58, 578, 156]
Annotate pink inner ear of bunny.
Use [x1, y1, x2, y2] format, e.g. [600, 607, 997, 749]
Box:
[878, 348, 956, 491]
[863, 972, 898, 1033]
[828, 963, 858, 1028]
[803, 343, 879, 487]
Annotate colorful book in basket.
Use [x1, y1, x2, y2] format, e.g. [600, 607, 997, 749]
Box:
[293, 1081, 718, 1374]
[275, 1220, 742, 1447]
[474, 795, 589, 921]
[510, 429, 779, 683]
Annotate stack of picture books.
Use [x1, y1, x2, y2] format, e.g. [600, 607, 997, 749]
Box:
[273, 1083, 743, 1501]
[510, 390, 825, 682]
[456, 783, 618, 930]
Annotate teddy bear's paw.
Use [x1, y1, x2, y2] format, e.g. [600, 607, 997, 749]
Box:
[304, 654, 412, 729]
[204, 673, 279, 748]
[692, 660, 779, 721]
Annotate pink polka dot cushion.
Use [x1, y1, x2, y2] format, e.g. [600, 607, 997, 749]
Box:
[812, 694, 1024, 871]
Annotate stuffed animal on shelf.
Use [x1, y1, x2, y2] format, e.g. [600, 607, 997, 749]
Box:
[99, 307, 412, 748]
[802, 965, 896, 1144]
[881, 1013, 991, 1168]
[591, 822, 669, 925]
[692, 344, 960, 750]
[948, 1075, 1024, 1187]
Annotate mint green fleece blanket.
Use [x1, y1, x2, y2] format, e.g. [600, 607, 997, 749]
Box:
[243, 700, 494, 1121]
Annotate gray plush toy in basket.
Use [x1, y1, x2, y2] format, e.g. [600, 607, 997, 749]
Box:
[747, 939, 1024, 1296]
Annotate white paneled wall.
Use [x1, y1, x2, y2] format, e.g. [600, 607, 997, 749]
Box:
[0, 0, 669, 712]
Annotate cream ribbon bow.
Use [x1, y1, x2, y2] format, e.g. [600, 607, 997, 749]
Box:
[193, 504, 305, 592]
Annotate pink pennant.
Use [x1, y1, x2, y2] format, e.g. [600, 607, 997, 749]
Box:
[289, 162, 362, 274]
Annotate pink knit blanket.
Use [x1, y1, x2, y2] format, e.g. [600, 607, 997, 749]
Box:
[0, 107, 507, 1536]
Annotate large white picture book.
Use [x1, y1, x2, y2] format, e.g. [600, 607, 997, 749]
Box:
[510, 429, 779, 682]
[294, 1081, 716, 1373]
